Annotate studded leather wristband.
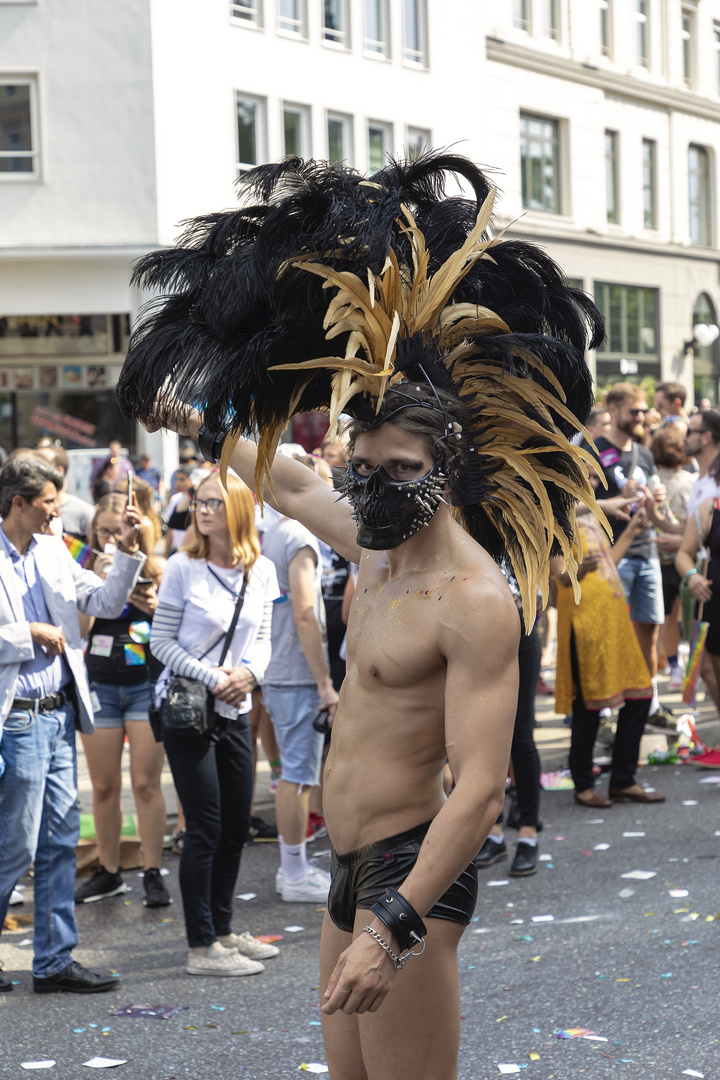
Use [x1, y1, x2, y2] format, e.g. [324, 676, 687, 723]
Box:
[370, 888, 427, 953]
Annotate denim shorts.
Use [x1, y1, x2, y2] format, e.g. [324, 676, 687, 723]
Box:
[616, 555, 664, 625]
[90, 680, 151, 728]
[262, 684, 324, 787]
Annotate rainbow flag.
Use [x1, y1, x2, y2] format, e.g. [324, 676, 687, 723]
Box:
[682, 620, 709, 707]
[62, 533, 95, 569]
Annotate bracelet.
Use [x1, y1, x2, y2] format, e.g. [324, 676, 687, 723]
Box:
[362, 926, 426, 971]
[685, 568, 699, 583]
[197, 422, 229, 464]
[370, 888, 427, 953]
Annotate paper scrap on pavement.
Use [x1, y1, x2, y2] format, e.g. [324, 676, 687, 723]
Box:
[487, 880, 510, 886]
[621, 870, 657, 880]
[698, 776, 720, 784]
[618, 888, 635, 898]
[539, 854, 553, 861]
[237, 893, 257, 901]
[669, 889, 689, 898]
[298, 1066, 329, 1074]
[20, 1064, 56, 1071]
[108, 1004, 188, 1019]
[623, 831, 645, 837]
[284, 925, 305, 932]
[682, 801, 699, 806]
[82, 1060, 127, 1070]
[682, 1071, 704, 1078]
[497, 1067, 521, 1075]
[532, 915, 554, 922]
[594, 844, 610, 850]
[583, 1035, 609, 1041]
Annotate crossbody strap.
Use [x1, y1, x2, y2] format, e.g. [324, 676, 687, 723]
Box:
[195, 567, 249, 663]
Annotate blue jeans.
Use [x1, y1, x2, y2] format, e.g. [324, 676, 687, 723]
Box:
[0, 702, 80, 977]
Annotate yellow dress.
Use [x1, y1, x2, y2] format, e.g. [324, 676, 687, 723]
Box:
[554, 517, 652, 713]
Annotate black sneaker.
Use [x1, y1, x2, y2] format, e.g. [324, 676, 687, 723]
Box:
[247, 815, 278, 842]
[74, 866, 126, 904]
[509, 841, 539, 877]
[473, 835, 507, 868]
[143, 868, 172, 908]
[645, 706, 677, 734]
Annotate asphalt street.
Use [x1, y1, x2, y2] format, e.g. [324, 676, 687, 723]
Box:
[1, 765, 719, 1080]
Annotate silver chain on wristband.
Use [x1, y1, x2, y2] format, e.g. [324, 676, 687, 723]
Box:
[362, 926, 426, 970]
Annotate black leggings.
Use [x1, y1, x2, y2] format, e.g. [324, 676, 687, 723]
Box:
[568, 632, 650, 792]
[163, 718, 253, 948]
[497, 625, 542, 828]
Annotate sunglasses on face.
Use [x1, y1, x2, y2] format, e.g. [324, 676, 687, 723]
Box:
[628, 408, 649, 417]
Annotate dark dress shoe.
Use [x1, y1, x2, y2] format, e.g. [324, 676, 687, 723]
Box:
[509, 841, 538, 877]
[474, 835, 507, 868]
[609, 787, 666, 803]
[33, 960, 118, 994]
[0, 968, 14, 992]
[574, 790, 612, 808]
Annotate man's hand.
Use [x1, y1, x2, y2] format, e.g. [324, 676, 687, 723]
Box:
[317, 676, 339, 721]
[212, 666, 256, 705]
[30, 623, 66, 657]
[322, 927, 398, 1016]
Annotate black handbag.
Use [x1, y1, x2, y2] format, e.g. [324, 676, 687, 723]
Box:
[161, 572, 249, 738]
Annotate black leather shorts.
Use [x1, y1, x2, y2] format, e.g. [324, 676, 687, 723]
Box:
[327, 820, 478, 934]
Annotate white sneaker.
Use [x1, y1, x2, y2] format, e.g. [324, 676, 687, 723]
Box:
[275, 867, 284, 894]
[225, 931, 280, 960]
[186, 941, 264, 976]
[281, 865, 331, 903]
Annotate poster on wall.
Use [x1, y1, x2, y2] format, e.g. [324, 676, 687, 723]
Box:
[87, 365, 106, 388]
[62, 365, 84, 388]
[13, 369, 34, 390]
[0, 371, 8, 389]
[39, 367, 58, 389]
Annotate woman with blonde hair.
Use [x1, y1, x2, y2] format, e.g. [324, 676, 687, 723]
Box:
[76, 493, 169, 908]
[150, 469, 281, 977]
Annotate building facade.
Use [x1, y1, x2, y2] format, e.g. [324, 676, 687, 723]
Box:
[2, 0, 720, 470]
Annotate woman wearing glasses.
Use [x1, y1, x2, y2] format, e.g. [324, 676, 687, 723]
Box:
[76, 493, 170, 908]
[150, 471, 281, 978]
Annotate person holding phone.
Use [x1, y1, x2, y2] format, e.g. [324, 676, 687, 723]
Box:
[75, 493, 170, 908]
[149, 471, 282, 977]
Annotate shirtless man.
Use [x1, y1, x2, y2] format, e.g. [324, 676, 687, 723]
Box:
[145, 389, 519, 1080]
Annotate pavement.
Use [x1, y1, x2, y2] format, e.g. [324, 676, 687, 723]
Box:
[1, 669, 719, 1079]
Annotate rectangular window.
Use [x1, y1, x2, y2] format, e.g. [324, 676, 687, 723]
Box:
[635, 0, 649, 68]
[605, 130, 619, 224]
[595, 282, 660, 378]
[230, 0, 262, 25]
[543, 0, 560, 41]
[407, 126, 431, 161]
[600, 0, 612, 58]
[323, 0, 349, 47]
[0, 80, 38, 176]
[278, 0, 306, 36]
[642, 138, 657, 229]
[689, 144, 711, 245]
[236, 94, 265, 174]
[283, 103, 311, 158]
[403, 0, 427, 65]
[513, 0, 530, 32]
[327, 113, 352, 164]
[681, 5, 695, 89]
[368, 121, 392, 173]
[520, 113, 560, 214]
[365, 0, 390, 58]
[715, 21, 720, 95]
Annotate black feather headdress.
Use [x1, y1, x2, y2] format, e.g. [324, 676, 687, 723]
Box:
[117, 151, 607, 623]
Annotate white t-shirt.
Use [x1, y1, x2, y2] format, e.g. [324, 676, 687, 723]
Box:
[154, 551, 280, 715]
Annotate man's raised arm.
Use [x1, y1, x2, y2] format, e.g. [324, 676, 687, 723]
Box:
[145, 406, 361, 563]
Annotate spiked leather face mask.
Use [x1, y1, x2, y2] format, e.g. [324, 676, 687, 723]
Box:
[342, 460, 448, 550]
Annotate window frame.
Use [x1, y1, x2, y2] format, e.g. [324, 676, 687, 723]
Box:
[322, 0, 350, 49]
[282, 101, 311, 159]
[407, 126, 431, 161]
[594, 281, 661, 380]
[403, 0, 428, 67]
[600, 0, 613, 59]
[327, 111, 353, 165]
[235, 92, 267, 176]
[513, 0, 531, 33]
[634, 0, 649, 69]
[714, 20, 720, 96]
[681, 3, 695, 90]
[277, 0, 307, 39]
[364, 0, 391, 60]
[688, 143, 712, 247]
[0, 76, 40, 180]
[520, 112, 562, 216]
[543, 0, 560, 42]
[230, 0, 263, 27]
[605, 129, 620, 224]
[367, 120, 393, 173]
[642, 137, 657, 230]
